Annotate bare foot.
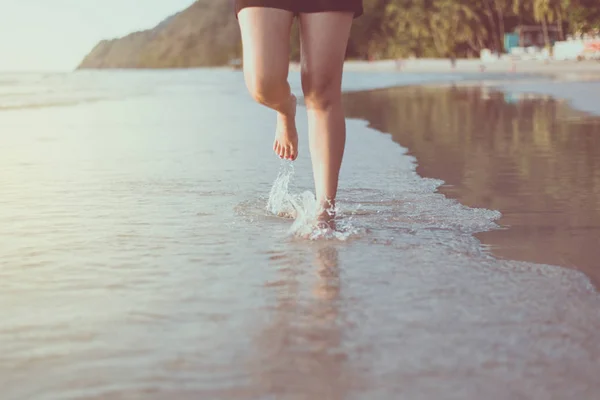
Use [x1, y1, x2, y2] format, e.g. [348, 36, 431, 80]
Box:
[273, 95, 298, 161]
[316, 200, 336, 231]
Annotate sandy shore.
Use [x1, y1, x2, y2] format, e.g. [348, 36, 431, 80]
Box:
[290, 58, 600, 80]
[341, 66, 600, 288]
[338, 58, 600, 77]
[298, 57, 600, 114]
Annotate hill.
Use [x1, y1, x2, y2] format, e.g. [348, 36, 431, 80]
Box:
[78, 0, 240, 69]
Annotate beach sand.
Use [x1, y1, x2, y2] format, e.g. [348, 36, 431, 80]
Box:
[339, 58, 600, 77]
[343, 79, 600, 288]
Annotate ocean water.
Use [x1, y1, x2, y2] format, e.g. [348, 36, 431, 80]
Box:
[1, 70, 599, 399]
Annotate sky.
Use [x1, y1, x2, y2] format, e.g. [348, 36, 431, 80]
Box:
[0, 0, 197, 71]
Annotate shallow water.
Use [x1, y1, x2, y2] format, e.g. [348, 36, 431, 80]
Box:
[1, 70, 599, 399]
[343, 85, 600, 287]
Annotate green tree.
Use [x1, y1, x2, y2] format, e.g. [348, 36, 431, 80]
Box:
[569, 0, 600, 34]
[80, 0, 600, 68]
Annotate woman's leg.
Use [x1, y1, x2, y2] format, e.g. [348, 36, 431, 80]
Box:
[298, 12, 354, 227]
[237, 8, 298, 161]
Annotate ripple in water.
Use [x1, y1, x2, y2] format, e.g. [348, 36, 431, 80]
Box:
[1, 70, 599, 400]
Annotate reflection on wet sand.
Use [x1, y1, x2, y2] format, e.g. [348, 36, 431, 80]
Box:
[251, 245, 364, 399]
[343, 85, 600, 287]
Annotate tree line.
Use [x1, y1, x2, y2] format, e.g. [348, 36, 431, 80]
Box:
[289, 0, 600, 59]
[78, 0, 600, 68]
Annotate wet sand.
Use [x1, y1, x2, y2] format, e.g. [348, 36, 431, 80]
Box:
[343, 84, 600, 288]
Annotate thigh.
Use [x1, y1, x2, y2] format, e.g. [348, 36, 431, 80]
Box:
[237, 7, 295, 83]
[298, 12, 354, 95]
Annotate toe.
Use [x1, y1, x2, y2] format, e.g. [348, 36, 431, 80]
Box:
[283, 145, 290, 160]
[290, 147, 297, 161]
[274, 142, 281, 158]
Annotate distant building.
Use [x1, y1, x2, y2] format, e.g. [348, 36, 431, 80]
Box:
[504, 25, 561, 52]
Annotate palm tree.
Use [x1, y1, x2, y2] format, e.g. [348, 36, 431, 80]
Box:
[385, 0, 432, 57]
[532, 0, 566, 47]
[555, 0, 570, 40]
[429, 0, 487, 56]
[494, 0, 509, 51]
[477, 0, 509, 53]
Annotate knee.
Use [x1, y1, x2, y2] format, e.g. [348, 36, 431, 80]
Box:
[245, 73, 287, 106]
[301, 71, 340, 110]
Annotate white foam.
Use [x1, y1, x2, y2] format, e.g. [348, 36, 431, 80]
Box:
[265, 161, 363, 241]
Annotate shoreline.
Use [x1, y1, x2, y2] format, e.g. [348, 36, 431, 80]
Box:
[303, 58, 600, 80]
[3, 67, 599, 286]
[338, 58, 600, 115]
[342, 75, 600, 288]
[349, 59, 600, 111]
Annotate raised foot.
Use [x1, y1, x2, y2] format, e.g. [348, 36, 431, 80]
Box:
[273, 94, 298, 161]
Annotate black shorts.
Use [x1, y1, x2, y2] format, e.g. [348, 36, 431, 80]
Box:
[235, 0, 363, 18]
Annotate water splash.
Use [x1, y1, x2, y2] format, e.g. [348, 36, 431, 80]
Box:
[266, 161, 362, 241]
[266, 161, 297, 218]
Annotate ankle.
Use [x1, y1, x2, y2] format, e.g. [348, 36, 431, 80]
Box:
[277, 94, 296, 117]
[316, 199, 336, 230]
[318, 198, 336, 214]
